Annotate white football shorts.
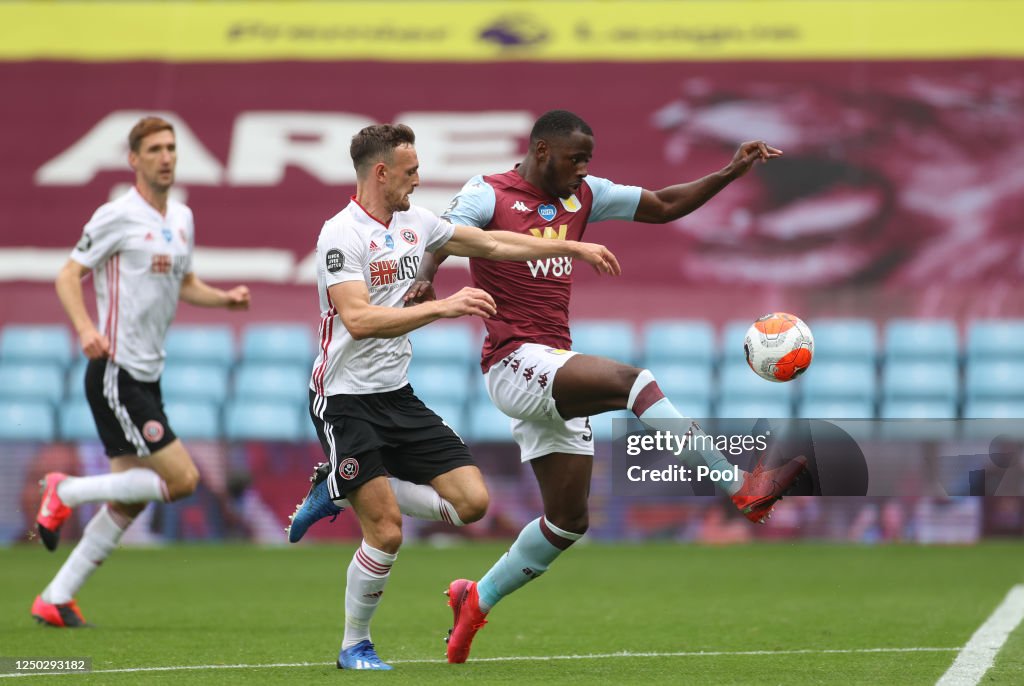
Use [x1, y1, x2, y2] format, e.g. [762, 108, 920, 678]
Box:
[483, 343, 594, 461]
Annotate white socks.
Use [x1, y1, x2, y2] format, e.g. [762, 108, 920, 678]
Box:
[333, 477, 464, 526]
[57, 469, 168, 507]
[41, 505, 131, 604]
[343, 541, 397, 649]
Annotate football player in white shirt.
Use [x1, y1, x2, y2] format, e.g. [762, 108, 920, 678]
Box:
[286, 124, 619, 670]
[33, 117, 250, 628]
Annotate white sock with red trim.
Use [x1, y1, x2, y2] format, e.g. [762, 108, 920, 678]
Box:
[41, 505, 133, 604]
[342, 541, 397, 649]
[628, 369, 741, 495]
[57, 469, 168, 507]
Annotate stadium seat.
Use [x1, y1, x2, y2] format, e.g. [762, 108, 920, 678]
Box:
[0, 363, 66, 404]
[965, 320, 1024, 361]
[879, 400, 957, 440]
[164, 325, 236, 367]
[58, 400, 98, 442]
[963, 400, 1024, 420]
[234, 363, 311, 405]
[883, 319, 959, 363]
[0, 325, 73, 367]
[882, 361, 959, 403]
[641, 319, 715, 365]
[570, 320, 635, 363]
[165, 401, 222, 440]
[66, 357, 90, 400]
[965, 361, 1024, 402]
[800, 361, 877, 403]
[721, 319, 753, 362]
[646, 362, 713, 405]
[427, 401, 467, 435]
[0, 400, 56, 441]
[407, 362, 472, 407]
[797, 399, 875, 419]
[716, 399, 793, 419]
[718, 362, 796, 404]
[161, 364, 230, 404]
[807, 318, 879, 364]
[880, 399, 957, 419]
[241, 324, 314, 365]
[466, 402, 513, 442]
[224, 400, 304, 441]
[408, 324, 477, 364]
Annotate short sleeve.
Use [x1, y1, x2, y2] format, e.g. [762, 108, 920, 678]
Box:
[441, 175, 496, 229]
[70, 204, 126, 269]
[320, 223, 368, 288]
[422, 210, 456, 252]
[182, 207, 195, 275]
[586, 175, 642, 223]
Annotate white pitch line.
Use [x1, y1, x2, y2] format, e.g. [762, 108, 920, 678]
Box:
[0, 647, 958, 679]
[936, 584, 1024, 686]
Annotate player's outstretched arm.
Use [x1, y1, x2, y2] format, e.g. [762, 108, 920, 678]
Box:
[55, 258, 110, 359]
[332, 281, 496, 340]
[633, 140, 782, 224]
[438, 225, 621, 275]
[179, 273, 251, 310]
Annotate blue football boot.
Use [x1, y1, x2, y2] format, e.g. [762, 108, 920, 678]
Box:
[286, 462, 345, 543]
[337, 640, 393, 670]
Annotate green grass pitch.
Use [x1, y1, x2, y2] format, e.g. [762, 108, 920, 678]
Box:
[2, 542, 1024, 684]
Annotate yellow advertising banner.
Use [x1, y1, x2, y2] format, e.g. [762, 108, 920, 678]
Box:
[1, 0, 1021, 61]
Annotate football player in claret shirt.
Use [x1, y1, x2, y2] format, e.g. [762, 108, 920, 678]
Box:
[411, 110, 808, 663]
[34, 117, 250, 628]
[284, 123, 619, 670]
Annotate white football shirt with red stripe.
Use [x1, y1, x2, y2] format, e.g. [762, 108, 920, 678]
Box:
[70, 187, 194, 382]
[310, 198, 454, 396]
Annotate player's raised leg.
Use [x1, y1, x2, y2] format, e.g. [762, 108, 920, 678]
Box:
[33, 442, 199, 627]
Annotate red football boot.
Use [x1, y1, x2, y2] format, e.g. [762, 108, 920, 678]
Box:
[445, 579, 488, 664]
[731, 455, 808, 524]
[31, 595, 88, 628]
[36, 473, 72, 551]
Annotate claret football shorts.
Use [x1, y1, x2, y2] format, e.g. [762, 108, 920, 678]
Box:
[484, 343, 594, 461]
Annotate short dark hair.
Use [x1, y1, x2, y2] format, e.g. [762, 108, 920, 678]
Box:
[529, 110, 593, 143]
[129, 116, 174, 153]
[350, 124, 416, 175]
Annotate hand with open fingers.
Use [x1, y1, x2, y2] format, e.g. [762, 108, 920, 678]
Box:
[225, 285, 251, 310]
[80, 328, 110, 360]
[574, 242, 622, 276]
[730, 140, 784, 177]
[440, 287, 497, 319]
[403, 279, 437, 306]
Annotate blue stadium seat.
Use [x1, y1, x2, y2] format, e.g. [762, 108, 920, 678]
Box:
[66, 357, 90, 400]
[0, 400, 56, 441]
[570, 320, 635, 363]
[646, 362, 713, 405]
[884, 319, 959, 362]
[224, 400, 303, 441]
[466, 402, 513, 442]
[801, 361, 877, 403]
[721, 319, 753, 362]
[963, 400, 1024, 419]
[234, 363, 310, 405]
[641, 319, 715, 365]
[0, 363, 66, 404]
[408, 324, 477, 364]
[966, 320, 1024, 361]
[0, 325, 73, 367]
[716, 398, 793, 419]
[880, 399, 957, 419]
[965, 361, 1024, 402]
[882, 361, 958, 403]
[808, 318, 878, 364]
[164, 325, 235, 367]
[59, 400, 98, 441]
[161, 364, 230, 404]
[719, 362, 796, 404]
[797, 399, 875, 419]
[407, 363, 472, 406]
[241, 324, 314, 365]
[165, 401, 222, 440]
[426, 402, 466, 436]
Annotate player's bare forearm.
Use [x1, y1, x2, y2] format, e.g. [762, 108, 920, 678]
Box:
[439, 226, 619, 275]
[180, 273, 250, 310]
[633, 140, 782, 223]
[333, 281, 495, 339]
[55, 259, 98, 336]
